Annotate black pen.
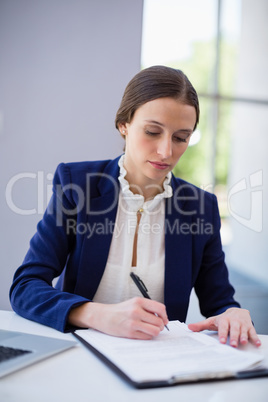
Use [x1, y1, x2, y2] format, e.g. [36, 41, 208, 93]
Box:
[130, 272, 169, 331]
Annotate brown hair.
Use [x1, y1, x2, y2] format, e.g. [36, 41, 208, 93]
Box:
[115, 65, 199, 132]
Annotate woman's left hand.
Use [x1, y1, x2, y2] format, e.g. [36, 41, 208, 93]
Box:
[188, 307, 262, 348]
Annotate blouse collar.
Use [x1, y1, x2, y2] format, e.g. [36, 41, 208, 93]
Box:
[117, 154, 173, 212]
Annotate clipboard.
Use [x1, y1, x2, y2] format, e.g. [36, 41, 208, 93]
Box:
[72, 322, 268, 389]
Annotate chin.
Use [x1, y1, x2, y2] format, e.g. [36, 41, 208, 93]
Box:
[147, 171, 168, 182]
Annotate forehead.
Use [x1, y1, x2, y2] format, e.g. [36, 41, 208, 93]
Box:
[133, 97, 196, 128]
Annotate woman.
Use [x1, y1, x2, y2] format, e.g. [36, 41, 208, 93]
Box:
[10, 66, 261, 348]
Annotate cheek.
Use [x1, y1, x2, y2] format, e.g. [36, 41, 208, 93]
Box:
[140, 137, 154, 148]
[174, 143, 188, 157]
[129, 133, 152, 149]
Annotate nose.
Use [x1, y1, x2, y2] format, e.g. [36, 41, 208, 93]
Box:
[156, 136, 172, 159]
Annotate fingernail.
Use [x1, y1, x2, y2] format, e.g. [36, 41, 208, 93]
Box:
[231, 340, 237, 347]
[220, 337, 226, 343]
[256, 340, 261, 346]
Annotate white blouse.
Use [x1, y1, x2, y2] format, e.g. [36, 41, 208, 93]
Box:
[93, 155, 173, 304]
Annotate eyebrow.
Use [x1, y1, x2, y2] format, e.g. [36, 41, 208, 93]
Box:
[144, 120, 193, 135]
[144, 119, 165, 127]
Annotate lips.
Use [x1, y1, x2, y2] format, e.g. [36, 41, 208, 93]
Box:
[148, 161, 170, 170]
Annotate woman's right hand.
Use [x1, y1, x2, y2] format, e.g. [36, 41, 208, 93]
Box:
[68, 297, 169, 339]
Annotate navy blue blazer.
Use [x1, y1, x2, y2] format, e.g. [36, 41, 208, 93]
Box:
[10, 156, 239, 332]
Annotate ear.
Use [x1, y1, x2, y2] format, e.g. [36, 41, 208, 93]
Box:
[118, 123, 128, 137]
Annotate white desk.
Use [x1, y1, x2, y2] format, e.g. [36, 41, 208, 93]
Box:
[0, 310, 267, 402]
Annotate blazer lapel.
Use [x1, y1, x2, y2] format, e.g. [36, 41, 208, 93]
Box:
[74, 157, 121, 298]
[164, 176, 193, 321]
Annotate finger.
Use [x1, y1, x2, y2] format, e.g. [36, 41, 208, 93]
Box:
[188, 317, 218, 332]
[218, 318, 230, 344]
[239, 325, 249, 345]
[131, 330, 156, 340]
[130, 317, 163, 338]
[141, 298, 169, 326]
[128, 299, 166, 336]
[140, 310, 165, 331]
[229, 321, 241, 348]
[248, 326, 262, 347]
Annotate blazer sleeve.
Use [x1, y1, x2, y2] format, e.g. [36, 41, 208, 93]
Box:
[9, 163, 90, 332]
[194, 194, 240, 318]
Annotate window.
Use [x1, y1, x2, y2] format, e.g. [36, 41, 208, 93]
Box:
[142, 0, 242, 188]
[141, 0, 268, 241]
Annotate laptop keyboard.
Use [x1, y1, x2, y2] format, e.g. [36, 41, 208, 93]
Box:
[0, 345, 32, 363]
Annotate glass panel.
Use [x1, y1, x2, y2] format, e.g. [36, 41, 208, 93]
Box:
[221, 0, 268, 100]
[215, 101, 268, 220]
[215, 100, 232, 186]
[173, 97, 213, 188]
[141, 0, 219, 186]
[219, 0, 242, 97]
[141, 0, 218, 93]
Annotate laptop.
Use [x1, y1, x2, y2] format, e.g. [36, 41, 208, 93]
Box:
[0, 329, 76, 378]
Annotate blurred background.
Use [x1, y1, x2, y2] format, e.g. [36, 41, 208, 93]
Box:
[0, 0, 267, 333]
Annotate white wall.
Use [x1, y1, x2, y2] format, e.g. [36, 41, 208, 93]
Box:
[226, 0, 268, 285]
[0, 0, 144, 310]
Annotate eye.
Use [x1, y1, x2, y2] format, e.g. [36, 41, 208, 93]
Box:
[145, 130, 160, 136]
[173, 136, 187, 143]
